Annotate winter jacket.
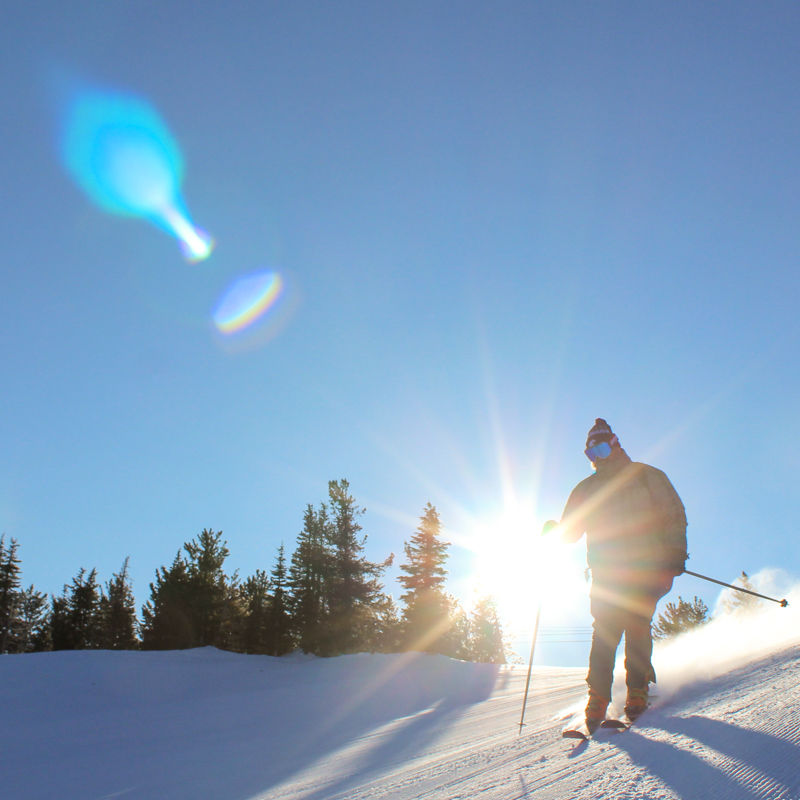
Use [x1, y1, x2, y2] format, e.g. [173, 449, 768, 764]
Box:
[559, 448, 687, 578]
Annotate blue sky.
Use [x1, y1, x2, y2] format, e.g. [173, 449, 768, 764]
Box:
[2, 2, 799, 665]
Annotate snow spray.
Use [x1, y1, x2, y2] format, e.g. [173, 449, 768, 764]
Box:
[557, 569, 800, 720]
[614, 568, 800, 712]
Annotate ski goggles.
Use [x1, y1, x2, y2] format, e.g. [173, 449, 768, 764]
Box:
[584, 441, 612, 462]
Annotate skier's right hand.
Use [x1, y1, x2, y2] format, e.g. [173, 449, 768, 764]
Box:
[541, 519, 559, 537]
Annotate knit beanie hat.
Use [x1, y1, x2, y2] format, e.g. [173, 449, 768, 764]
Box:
[586, 418, 619, 449]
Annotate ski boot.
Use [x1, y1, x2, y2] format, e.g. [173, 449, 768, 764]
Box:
[623, 687, 648, 721]
[584, 689, 609, 732]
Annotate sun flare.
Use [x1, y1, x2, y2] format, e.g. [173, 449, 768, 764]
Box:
[464, 503, 588, 632]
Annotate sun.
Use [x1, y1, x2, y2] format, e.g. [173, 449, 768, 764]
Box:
[463, 502, 589, 632]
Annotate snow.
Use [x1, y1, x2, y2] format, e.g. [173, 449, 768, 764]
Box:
[3, 594, 800, 800]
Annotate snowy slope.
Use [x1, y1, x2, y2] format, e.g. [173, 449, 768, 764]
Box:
[3, 599, 800, 800]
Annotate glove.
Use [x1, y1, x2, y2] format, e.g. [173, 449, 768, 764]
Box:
[663, 549, 687, 576]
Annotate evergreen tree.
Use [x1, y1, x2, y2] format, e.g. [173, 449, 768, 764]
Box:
[99, 557, 139, 649]
[184, 529, 240, 649]
[653, 595, 709, 640]
[49, 594, 71, 650]
[366, 593, 402, 653]
[51, 568, 102, 650]
[15, 585, 50, 652]
[141, 553, 194, 650]
[0, 536, 48, 654]
[141, 530, 241, 651]
[439, 596, 472, 660]
[721, 572, 764, 616]
[72, 568, 102, 648]
[0, 536, 22, 654]
[324, 479, 391, 655]
[240, 569, 272, 654]
[288, 504, 332, 654]
[398, 504, 455, 654]
[267, 544, 293, 656]
[468, 594, 507, 663]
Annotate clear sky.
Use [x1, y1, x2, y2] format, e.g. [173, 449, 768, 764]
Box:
[2, 2, 799, 666]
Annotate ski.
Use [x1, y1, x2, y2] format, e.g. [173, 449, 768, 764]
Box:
[561, 718, 601, 740]
[600, 717, 631, 730]
[600, 710, 646, 731]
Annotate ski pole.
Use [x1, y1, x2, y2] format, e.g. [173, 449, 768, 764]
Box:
[517, 597, 542, 735]
[518, 520, 557, 735]
[684, 570, 789, 608]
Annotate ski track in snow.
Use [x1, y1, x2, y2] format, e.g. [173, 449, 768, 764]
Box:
[2, 639, 800, 800]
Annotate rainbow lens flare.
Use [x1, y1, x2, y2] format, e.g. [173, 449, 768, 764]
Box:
[62, 89, 214, 261]
[213, 270, 285, 335]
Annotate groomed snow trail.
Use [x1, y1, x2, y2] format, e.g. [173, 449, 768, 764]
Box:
[2, 641, 799, 800]
[257, 645, 800, 800]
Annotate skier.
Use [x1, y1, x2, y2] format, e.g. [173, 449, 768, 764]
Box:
[545, 419, 687, 728]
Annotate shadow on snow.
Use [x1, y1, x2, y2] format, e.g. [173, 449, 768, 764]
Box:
[0, 647, 500, 800]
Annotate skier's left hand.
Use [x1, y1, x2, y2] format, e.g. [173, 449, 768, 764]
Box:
[663, 548, 687, 576]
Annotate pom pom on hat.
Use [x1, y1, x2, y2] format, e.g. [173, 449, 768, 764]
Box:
[586, 418, 619, 449]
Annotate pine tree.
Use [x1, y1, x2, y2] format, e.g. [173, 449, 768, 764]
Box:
[0, 539, 49, 653]
[142, 529, 244, 650]
[366, 593, 402, 653]
[439, 596, 471, 660]
[0, 536, 22, 654]
[721, 572, 764, 616]
[49, 594, 69, 650]
[240, 569, 271, 654]
[288, 504, 332, 654]
[653, 596, 707, 639]
[324, 479, 391, 656]
[73, 568, 102, 648]
[141, 553, 194, 650]
[267, 544, 293, 656]
[653, 595, 709, 640]
[51, 568, 102, 650]
[397, 504, 454, 654]
[141, 530, 241, 651]
[468, 594, 507, 663]
[99, 558, 139, 649]
[184, 529, 240, 649]
[15, 585, 50, 652]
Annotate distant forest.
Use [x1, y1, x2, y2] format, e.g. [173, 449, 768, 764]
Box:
[0, 480, 508, 663]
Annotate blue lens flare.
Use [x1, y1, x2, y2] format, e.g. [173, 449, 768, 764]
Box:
[212, 269, 299, 351]
[213, 271, 283, 334]
[61, 89, 213, 261]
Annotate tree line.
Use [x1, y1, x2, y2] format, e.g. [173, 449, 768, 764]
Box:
[0, 480, 507, 663]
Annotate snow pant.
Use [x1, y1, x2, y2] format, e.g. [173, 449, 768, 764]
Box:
[586, 571, 674, 700]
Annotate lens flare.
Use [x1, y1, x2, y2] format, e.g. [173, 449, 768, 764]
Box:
[213, 270, 288, 336]
[61, 89, 214, 261]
